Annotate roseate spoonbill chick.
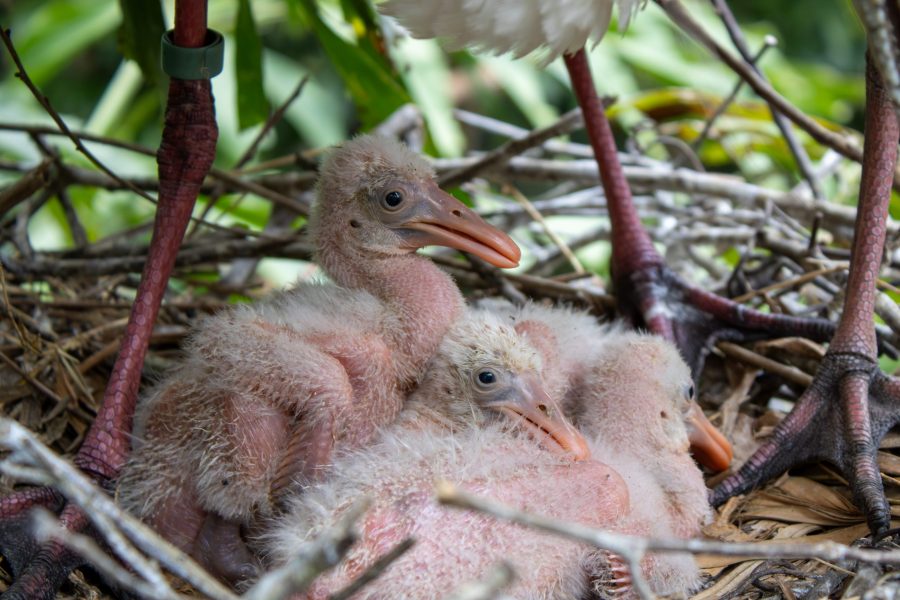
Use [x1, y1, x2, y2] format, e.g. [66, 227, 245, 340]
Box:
[116, 135, 520, 583]
[499, 306, 710, 594]
[572, 332, 713, 542]
[260, 310, 638, 600]
[480, 299, 732, 473]
[384, 0, 900, 533]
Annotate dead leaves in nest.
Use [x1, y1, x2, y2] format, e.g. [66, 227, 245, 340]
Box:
[694, 335, 900, 599]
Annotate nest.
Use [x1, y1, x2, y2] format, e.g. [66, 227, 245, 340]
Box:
[3, 98, 900, 599]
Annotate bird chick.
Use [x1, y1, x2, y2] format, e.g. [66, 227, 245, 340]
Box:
[259, 309, 631, 600]
[482, 301, 718, 595]
[116, 136, 520, 583]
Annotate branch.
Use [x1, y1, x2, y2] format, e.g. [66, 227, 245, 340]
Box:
[0, 418, 239, 600]
[0, 28, 156, 203]
[242, 498, 370, 600]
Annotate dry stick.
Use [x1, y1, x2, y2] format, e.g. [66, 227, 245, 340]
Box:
[31, 509, 181, 600]
[444, 562, 516, 600]
[237, 77, 309, 169]
[651, 0, 900, 189]
[730, 265, 848, 304]
[431, 255, 615, 309]
[0, 350, 67, 405]
[0, 418, 239, 600]
[711, 0, 824, 201]
[243, 498, 372, 600]
[0, 28, 156, 203]
[689, 36, 775, 155]
[437, 483, 656, 600]
[191, 76, 310, 231]
[716, 341, 814, 387]
[327, 538, 416, 600]
[0, 123, 309, 229]
[0, 472, 175, 596]
[453, 108, 634, 162]
[432, 157, 896, 235]
[438, 108, 584, 188]
[437, 482, 900, 564]
[0, 158, 52, 215]
[503, 184, 585, 274]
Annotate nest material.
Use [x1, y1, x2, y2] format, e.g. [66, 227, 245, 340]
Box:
[2, 105, 900, 598]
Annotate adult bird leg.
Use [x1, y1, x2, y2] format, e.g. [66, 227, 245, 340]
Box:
[563, 49, 865, 378]
[712, 57, 900, 534]
[0, 1, 219, 595]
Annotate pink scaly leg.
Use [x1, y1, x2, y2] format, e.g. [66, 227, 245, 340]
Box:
[0, 2, 218, 595]
[563, 49, 863, 376]
[713, 56, 900, 533]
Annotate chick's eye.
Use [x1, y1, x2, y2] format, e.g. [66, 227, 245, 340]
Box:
[477, 370, 496, 385]
[685, 384, 695, 399]
[384, 190, 403, 209]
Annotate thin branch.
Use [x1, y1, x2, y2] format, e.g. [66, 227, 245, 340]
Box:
[31, 509, 181, 600]
[653, 0, 900, 189]
[689, 35, 775, 156]
[503, 184, 585, 274]
[439, 109, 584, 188]
[710, 0, 824, 200]
[236, 77, 309, 170]
[716, 341, 814, 387]
[436, 482, 900, 565]
[0, 28, 156, 203]
[243, 498, 371, 600]
[0, 418, 239, 600]
[327, 538, 415, 600]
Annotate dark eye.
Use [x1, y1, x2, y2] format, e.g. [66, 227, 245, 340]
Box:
[477, 370, 496, 385]
[685, 384, 695, 399]
[384, 190, 403, 209]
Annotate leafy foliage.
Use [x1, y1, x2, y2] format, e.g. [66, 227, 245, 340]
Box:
[0, 0, 872, 283]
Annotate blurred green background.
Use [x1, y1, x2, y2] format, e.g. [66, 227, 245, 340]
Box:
[0, 0, 871, 285]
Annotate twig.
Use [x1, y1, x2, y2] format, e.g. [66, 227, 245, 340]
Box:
[436, 482, 900, 565]
[191, 77, 310, 232]
[716, 341, 814, 387]
[0, 350, 67, 405]
[503, 184, 584, 274]
[31, 509, 180, 600]
[711, 0, 824, 200]
[439, 108, 584, 188]
[327, 537, 415, 600]
[431, 157, 894, 236]
[0, 28, 156, 203]
[730, 265, 847, 304]
[689, 35, 775, 156]
[237, 77, 309, 169]
[0, 418, 239, 600]
[243, 497, 371, 600]
[436, 482, 655, 599]
[0, 158, 52, 215]
[653, 0, 897, 188]
[444, 562, 516, 600]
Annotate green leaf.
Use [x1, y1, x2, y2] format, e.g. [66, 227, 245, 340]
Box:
[235, 0, 269, 130]
[288, 0, 410, 129]
[117, 0, 165, 92]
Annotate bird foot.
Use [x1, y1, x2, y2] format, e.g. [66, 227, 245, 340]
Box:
[0, 496, 93, 599]
[711, 350, 900, 533]
[614, 261, 881, 377]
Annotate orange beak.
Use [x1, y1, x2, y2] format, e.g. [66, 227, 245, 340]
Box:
[397, 181, 521, 268]
[494, 373, 591, 461]
[685, 402, 733, 472]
